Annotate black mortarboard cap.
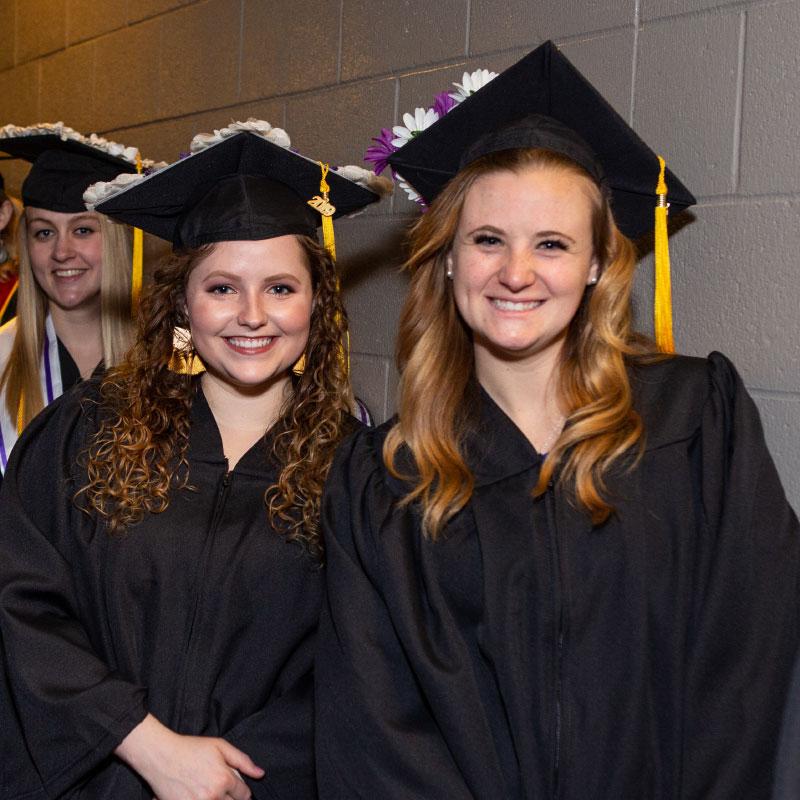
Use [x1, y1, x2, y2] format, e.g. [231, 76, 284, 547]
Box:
[94, 132, 381, 248]
[0, 133, 138, 213]
[388, 40, 695, 239]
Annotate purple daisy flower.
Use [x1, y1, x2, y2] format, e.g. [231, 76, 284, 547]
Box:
[364, 127, 396, 175]
[432, 91, 456, 117]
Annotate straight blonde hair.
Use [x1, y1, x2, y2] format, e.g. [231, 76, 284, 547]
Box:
[0, 213, 134, 428]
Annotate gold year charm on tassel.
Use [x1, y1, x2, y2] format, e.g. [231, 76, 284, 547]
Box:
[308, 195, 336, 217]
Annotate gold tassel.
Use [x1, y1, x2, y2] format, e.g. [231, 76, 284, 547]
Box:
[654, 156, 674, 353]
[16, 392, 24, 436]
[131, 153, 144, 317]
[300, 162, 348, 376]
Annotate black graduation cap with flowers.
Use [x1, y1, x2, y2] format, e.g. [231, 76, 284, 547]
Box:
[366, 41, 695, 352]
[0, 123, 150, 213]
[88, 121, 385, 252]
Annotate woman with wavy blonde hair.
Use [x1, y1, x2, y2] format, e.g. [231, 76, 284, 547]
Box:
[0, 124, 385, 800]
[316, 43, 800, 799]
[0, 172, 21, 321]
[0, 126, 141, 475]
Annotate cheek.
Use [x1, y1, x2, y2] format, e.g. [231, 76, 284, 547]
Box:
[185, 295, 226, 335]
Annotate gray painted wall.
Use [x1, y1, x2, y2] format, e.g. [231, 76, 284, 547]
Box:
[1, 0, 798, 511]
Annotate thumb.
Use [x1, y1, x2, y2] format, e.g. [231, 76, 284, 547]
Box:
[219, 740, 265, 779]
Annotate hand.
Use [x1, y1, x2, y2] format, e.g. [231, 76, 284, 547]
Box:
[116, 714, 265, 800]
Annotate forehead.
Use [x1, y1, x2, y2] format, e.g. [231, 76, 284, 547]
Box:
[26, 206, 100, 226]
[459, 165, 597, 225]
[189, 235, 312, 278]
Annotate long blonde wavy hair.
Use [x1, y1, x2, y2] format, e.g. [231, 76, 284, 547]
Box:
[79, 235, 352, 560]
[0, 211, 133, 428]
[384, 148, 664, 538]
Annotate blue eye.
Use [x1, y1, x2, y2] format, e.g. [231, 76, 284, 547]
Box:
[74, 226, 97, 236]
[209, 284, 235, 295]
[474, 234, 502, 246]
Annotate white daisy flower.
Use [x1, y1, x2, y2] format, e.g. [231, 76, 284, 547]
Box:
[391, 107, 439, 149]
[397, 176, 421, 204]
[449, 68, 498, 103]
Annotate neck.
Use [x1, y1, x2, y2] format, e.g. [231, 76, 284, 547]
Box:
[200, 370, 291, 469]
[48, 301, 103, 379]
[475, 344, 565, 453]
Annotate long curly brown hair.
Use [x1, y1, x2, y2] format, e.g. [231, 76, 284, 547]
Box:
[79, 235, 352, 560]
[385, 148, 665, 537]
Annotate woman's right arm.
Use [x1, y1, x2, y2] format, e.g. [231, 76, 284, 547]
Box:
[315, 430, 474, 800]
[0, 395, 261, 800]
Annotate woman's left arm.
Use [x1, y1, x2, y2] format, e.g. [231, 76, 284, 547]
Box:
[682, 353, 800, 798]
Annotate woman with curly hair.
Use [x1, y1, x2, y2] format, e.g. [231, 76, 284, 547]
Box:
[316, 43, 800, 799]
[0, 124, 385, 800]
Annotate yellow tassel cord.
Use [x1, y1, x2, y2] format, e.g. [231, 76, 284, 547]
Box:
[131, 153, 144, 317]
[16, 391, 24, 436]
[298, 162, 350, 375]
[654, 156, 674, 353]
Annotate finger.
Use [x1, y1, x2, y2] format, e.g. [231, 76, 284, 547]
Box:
[226, 770, 252, 800]
[219, 741, 264, 779]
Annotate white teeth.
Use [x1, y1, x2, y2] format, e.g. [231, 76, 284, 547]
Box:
[54, 269, 85, 278]
[227, 337, 273, 349]
[491, 298, 543, 311]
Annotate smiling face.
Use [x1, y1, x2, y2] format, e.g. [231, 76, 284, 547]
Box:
[25, 207, 104, 313]
[449, 165, 599, 378]
[183, 236, 314, 394]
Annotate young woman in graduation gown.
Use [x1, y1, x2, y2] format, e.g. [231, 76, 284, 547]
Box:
[315, 43, 800, 799]
[0, 124, 144, 476]
[0, 122, 385, 799]
[0, 170, 20, 322]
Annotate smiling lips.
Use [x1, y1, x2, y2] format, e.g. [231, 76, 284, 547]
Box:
[224, 336, 275, 355]
[491, 298, 545, 311]
[53, 268, 88, 279]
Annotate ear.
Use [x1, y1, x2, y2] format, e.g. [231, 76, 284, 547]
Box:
[0, 199, 13, 232]
[587, 257, 600, 285]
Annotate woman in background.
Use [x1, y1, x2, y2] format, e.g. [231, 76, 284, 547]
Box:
[0, 124, 145, 474]
[316, 42, 799, 799]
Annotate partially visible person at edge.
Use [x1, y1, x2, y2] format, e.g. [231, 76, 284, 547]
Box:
[315, 42, 800, 799]
[0, 120, 389, 800]
[0, 170, 21, 322]
[0, 123, 149, 478]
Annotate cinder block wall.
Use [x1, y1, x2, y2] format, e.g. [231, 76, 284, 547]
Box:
[1, 0, 798, 511]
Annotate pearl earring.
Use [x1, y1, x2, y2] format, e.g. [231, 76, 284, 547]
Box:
[588, 276, 598, 285]
[446, 258, 454, 280]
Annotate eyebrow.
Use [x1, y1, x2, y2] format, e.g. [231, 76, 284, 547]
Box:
[27, 214, 98, 226]
[201, 270, 302, 282]
[464, 224, 577, 244]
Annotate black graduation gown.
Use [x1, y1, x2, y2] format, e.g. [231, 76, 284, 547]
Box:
[316, 352, 800, 800]
[0, 381, 323, 799]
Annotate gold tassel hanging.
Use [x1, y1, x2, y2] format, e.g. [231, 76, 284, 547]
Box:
[131, 153, 144, 317]
[16, 392, 24, 436]
[654, 156, 675, 353]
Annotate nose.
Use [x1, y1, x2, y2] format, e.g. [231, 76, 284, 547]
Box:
[498, 245, 537, 292]
[51, 234, 75, 263]
[237, 290, 268, 329]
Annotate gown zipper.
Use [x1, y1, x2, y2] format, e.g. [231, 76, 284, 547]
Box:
[173, 461, 232, 730]
[545, 480, 566, 800]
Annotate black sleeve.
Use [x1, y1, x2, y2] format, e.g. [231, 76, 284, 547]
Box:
[226, 630, 317, 800]
[315, 431, 474, 800]
[0, 392, 148, 799]
[682, 353, 800, 798]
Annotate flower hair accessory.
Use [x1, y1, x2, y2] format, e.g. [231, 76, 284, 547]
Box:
[364, 68, 498, 207]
